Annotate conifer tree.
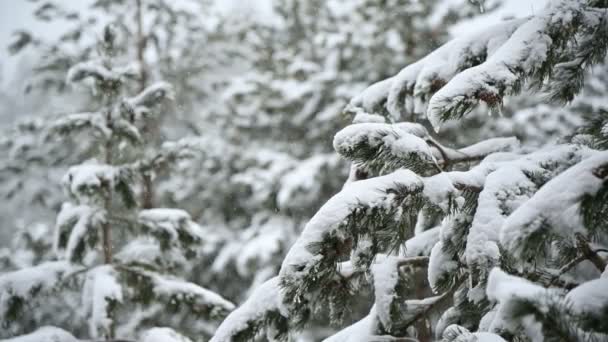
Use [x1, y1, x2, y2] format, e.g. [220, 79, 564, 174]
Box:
[212, 1, 608, 341]
[0, 25, 233, 341]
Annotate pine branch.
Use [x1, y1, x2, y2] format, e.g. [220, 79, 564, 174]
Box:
[575, 233, 607, 272]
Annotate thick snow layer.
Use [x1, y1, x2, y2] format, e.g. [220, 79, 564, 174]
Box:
[422, 173, 457, 212]
[371, 256, 400, 329]
[403, 227, 440, 257]
[115, 237, 187, 270]
[139, 327, 192, 342]
[486, 268, 561, 341]
[2, 326, 79, 342]
[333, 123, 432, 158]
[465, 165, 535, 273]
[138, 208, 204, 245]
[150, 272, 235, 311]
[82, 265, 123, 338]
[127, 82, 174, 109]
[0, 261, 75, 303]
[348, 77, 394, 115]
[139, 208, 191, 223]
[323, 307, 376, 342]
[280, 169, 423, 276]
[49, 112, 111, 138]
[566, 277, 608, 318]
[427, 1, 583, 130]
[458, 137, 520, 158]
[428, 241, 458, 292]
[371, 18, 523, 119]
[501, 151, 608, 254]
[352, 112, 386, 124]
[62, 163, 120, 203]
[211, 277, 281, 342]
[54, 202, 104, 262]
[67, 59, 139, 85]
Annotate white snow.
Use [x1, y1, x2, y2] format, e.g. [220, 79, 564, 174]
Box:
[124, 82, 174, 119]
[67, 59, 140, 85]
[352, 112, 386, 124]
[566, 277, 608, 318]
[428, 241, 458, 292]
[54, 202, 104, 262]
[1, 326, 79, 342]
[323, 306, 377, 342]
[333, 122, 436, 170]
[0, 261, 76, 306]
[210, 277, 282, 342]
[149, 271, 235, 312]
[486, 268, 564, 338]
[115, 237, 187, 270]
[280, 169, 423, 276]
[138, 208, 204, 245]
[49, 112, 111, 139]
[82, 265, 123, 338]
[371, 256, 400, 330]
[458, 137, 520, 158]
[501, 151, 608, 254]
[139, 327, 192, 342]
[62, 163, 121, 203]
[465, 165, 535, 277]
[403, 227, 440, 257]
[427, 1, 583, 131]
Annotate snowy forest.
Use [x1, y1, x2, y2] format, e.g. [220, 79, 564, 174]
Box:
[0, 0, 607, 341]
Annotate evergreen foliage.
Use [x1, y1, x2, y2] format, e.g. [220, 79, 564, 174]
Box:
[212, 1, 608, 341]
[1, 25, 232, 341]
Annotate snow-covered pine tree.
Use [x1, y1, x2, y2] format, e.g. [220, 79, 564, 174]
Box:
[190, 0, 486, 308]
[211, 1, 608, 341]
[0, 25, 233, 341]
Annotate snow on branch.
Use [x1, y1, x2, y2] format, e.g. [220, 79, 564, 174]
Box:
[82, 265, 123, 338]
[47, 111, 111, 139]
[347, 18, 524, 120]
[566, 277, 608, 333]
[129, 82, 174, 108]
[278, 170, 422, 312]
[47, 110, 142, 146]
[277, 169, 458, 324]
[442, 324, 506, 342]
[210, 277, 286, 342]
[371, 256, 402, 332]
[428, 144, 587, 294]
[121, 267, 234, 320]
[137, 208, 205, 252]
[349, 1, 606, 131]
[63, 162, 135, 208]
[487, 268, 608, 339]
[66, 60, 140, 86]
[334, 122, 520, 176]
[333, 123, 437, 174]
[485, 268, 565, 338]
[500, 150, 608, 260]
[121, 82, 175, 120]
[0, 261, 79, 324]
[1, 326, 79, 342]
[53, 202, 106, 263]
[140, 327, 193, 342]
[322, 307, 379, 342]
